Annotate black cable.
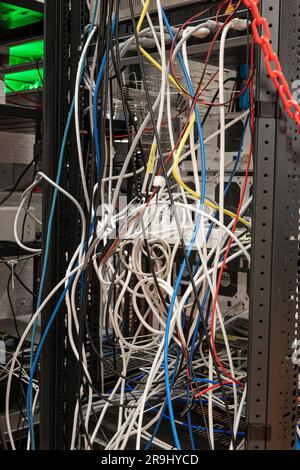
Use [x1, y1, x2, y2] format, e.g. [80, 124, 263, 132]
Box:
[8, 153, 39, 445]
[36, 60, 44, 86]
[74, 1, 169, 422]
[0, 156, 37, 207]
[1, 258, 37, 299]
[6, 272, 21, 339]
[169, 1, 243, 104]
[72, 3, 132, 447]
[75, 0, 137, 416]
[112, 1, 176, 316]
[76, 2, 123, 450]
[77, 395, 94, 450]
[106, 1, 174, 337]
[128, 0, 237, 447]
[202, 77, 239, 127]
[108, 4, 148, 175]
[85, 311, 166, 387]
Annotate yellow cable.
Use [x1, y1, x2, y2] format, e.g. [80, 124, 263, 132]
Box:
[137, 0, 151, 34]
[136, 0, 186, 94]
[172, 115, 251, 228]
[205, 200, 251, 227]
[136, 1, 251, 229]
[139, 46, 185, 93]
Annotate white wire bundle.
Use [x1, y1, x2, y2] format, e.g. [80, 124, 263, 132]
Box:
[4, 0, 257, 452]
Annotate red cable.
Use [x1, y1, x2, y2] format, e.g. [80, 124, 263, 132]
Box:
[209, 38, 255, 386]
[169, 0, 230, 93]
[194, 380, 232, 399]
[113, 70, 219, 139]
[102, 188, 157, 263]
[169, 1, 251, 108]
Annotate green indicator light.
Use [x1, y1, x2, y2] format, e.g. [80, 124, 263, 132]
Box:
[9, 39, 44, 66]
[0, 2, 43, 31]
[5, 68, 44, 94]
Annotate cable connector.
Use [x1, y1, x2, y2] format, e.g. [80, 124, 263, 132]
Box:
[205, 20, 220, 33]
[186, 26, 211, 39]
[153, 175, 166, 189]
[231, 18, 249, 31]
[96, 204, 116, 240]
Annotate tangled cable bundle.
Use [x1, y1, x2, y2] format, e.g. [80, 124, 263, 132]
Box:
[4, 0, 299, 451]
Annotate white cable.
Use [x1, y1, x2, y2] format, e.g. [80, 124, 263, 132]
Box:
[6, 260, 85, 449]
[75, 25, 97, 211]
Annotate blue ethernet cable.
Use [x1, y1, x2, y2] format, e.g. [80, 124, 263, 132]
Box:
[145, 290, 194, 449]
[160, 15, 250, 444]
[186, 383, 196, 449]
[148, 407, 245, 437]
[205, 114, 250, 242]
[164, 215, 203, 449]
[27, 98, 75, 450]
[162, 9, 206, 205]
[27, 1, 101, 449]
[145, 348, 182, 450]
[26, 276, 75, 444]
[89, 0, 99, 33]
[162, 9, 206, 450]
[188, 116, 250, 366]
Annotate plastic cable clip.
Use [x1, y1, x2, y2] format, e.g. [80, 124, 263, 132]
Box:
[153, 175, 166, 189]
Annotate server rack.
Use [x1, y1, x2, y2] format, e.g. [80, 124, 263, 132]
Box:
[41, 0, 300, 450]
[246, 0, 300, 450]
[41, 0, 84, 449]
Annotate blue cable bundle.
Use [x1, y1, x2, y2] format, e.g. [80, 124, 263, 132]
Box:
[26, 0, 116, 449]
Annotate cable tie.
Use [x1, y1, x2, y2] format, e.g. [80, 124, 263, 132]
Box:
[231, 18, 249, 31]
[153, 175, 166, 188]
[186, 26, 211, 39]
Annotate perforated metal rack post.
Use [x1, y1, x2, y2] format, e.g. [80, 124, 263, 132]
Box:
[41, 0, 84, 450]
[246, 0, 300, 450]
[40, 0, 300, 451]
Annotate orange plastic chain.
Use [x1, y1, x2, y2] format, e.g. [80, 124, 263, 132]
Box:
[243, 0, 300, 130]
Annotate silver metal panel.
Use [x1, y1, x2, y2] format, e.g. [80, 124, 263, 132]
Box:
[118, 0, 196, 21]
[0, 258, 34, 321]
[0, 191, 42, 229]
[0, 131, 35, 164]
[0, 206, 36, 242]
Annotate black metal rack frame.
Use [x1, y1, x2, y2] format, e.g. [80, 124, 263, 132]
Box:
[246, 0, 300, 450]
[41, 0, 300, 450]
